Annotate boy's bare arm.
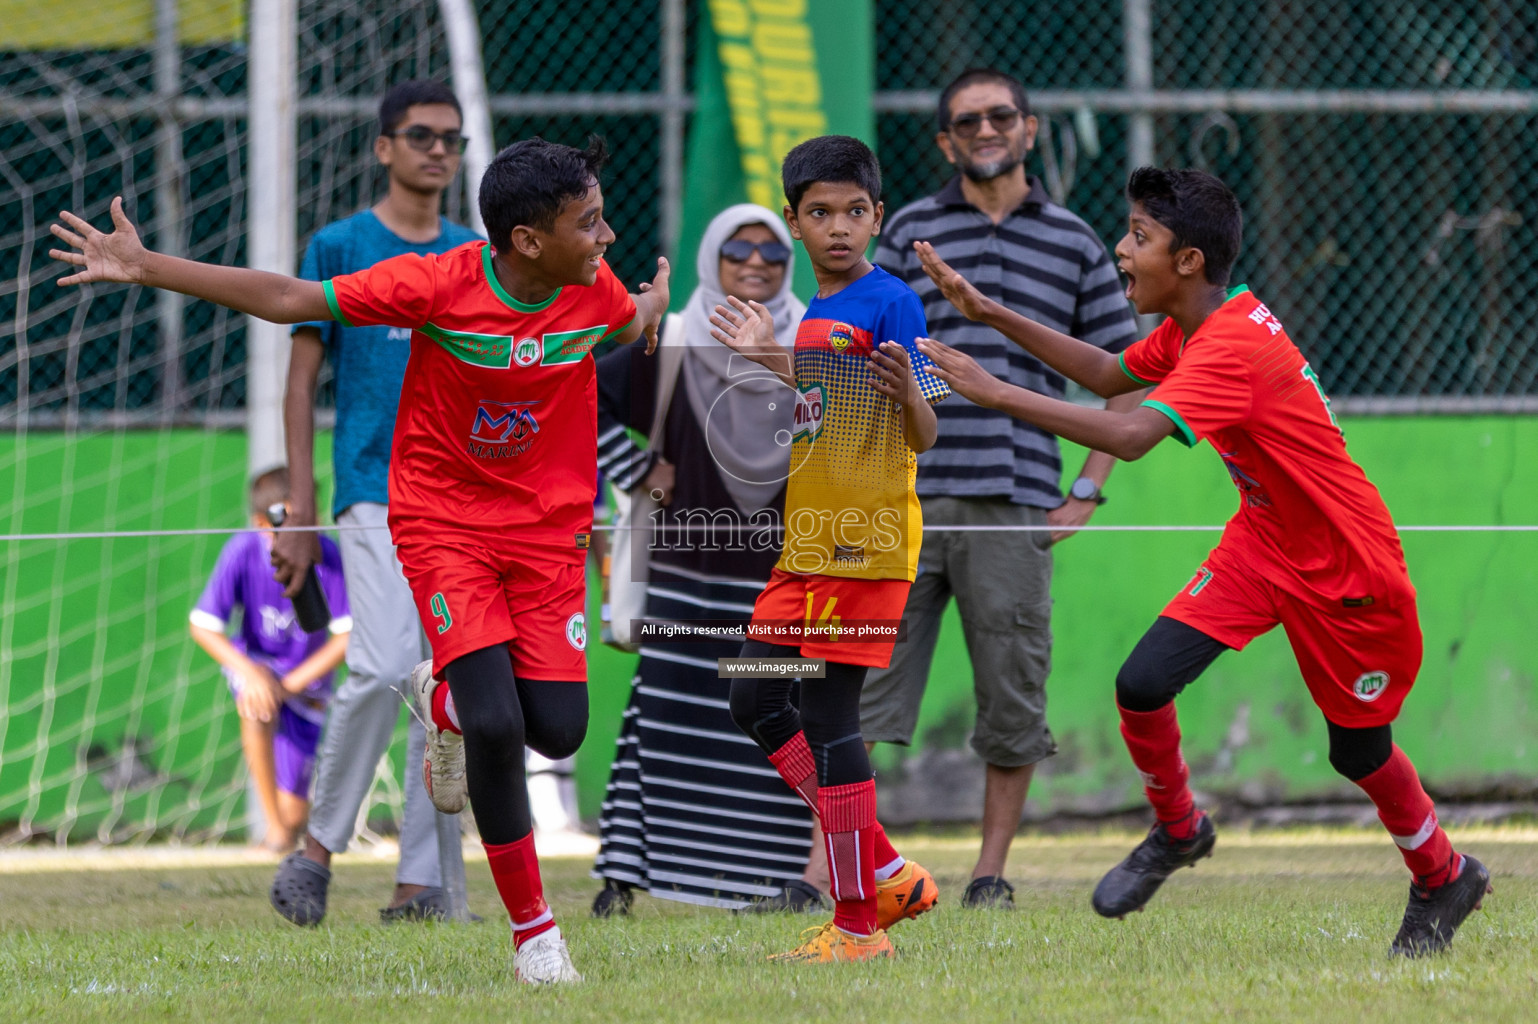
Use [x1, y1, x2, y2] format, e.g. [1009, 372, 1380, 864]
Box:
[870, 342, 938, 453]
[610, 257, 671, 354]
[189, 623, 283, 722]
[280, 631, 349, 695]
[273, 330, 326, 596]
[50, 197, 331, 323]
[918, 337, 1173, 461]
[709, 296, 797, 388]
[914, 241, 1138, 400]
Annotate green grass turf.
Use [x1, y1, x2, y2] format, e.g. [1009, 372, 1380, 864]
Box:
[2, 829, 1535, 1023]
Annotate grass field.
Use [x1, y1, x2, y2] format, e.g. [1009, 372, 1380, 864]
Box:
[3, 827, 1535, 1023]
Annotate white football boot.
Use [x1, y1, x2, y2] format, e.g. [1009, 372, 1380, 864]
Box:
[409, 660, 467, 814]
[513, 927, 582, 984]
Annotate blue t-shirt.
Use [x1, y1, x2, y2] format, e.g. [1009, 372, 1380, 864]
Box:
[296, 210, 482, 516]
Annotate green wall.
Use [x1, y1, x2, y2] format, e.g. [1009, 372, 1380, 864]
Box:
[4, 417, 1535, 839]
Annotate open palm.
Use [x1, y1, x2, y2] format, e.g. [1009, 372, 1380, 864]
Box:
[48, 196, 149, 287]
[914, 240, 993, 321]
[709, 295, 777, 355]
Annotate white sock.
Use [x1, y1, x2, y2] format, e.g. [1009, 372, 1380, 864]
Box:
[444, 690, 460, 731]
[874, 855, 905, 882]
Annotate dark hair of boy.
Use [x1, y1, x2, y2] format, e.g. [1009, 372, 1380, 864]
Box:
[1125, 167, 1243, 287]
[936, 68, 1031, 132]
[478, 135, 609, 253]
[378, 79, 463, 136]
[250, 466, 290, 517]
[781, 135, 882, 214]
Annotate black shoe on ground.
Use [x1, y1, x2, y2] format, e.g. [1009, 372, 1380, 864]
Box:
[591, 880, 635, 918]
[738, 879, 828, 914]
[1390, 854, 1492, 958]
[1092, 814, 1216, 919]
[961, 875, 1015, 909]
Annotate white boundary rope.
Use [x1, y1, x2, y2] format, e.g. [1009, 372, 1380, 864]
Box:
[3, 523, 1538, 542]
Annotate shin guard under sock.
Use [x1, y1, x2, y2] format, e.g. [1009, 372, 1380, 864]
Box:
[820, 780, 878, 935]
[1118, 701, 1197, 837]
[484, 833, 555, 947]
[1354, 744, 1459, 887]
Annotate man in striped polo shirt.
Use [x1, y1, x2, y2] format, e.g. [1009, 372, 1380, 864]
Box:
[861, 68, 1141, 907]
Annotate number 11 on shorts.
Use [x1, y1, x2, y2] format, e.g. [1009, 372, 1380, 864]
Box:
[431, 592, 453, 634]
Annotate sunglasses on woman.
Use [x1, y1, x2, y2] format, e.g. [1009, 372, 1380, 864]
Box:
[384, 125, 470, 154]
[720, 240, 791, 265]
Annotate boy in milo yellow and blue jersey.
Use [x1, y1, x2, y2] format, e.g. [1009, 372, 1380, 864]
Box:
[709, 136, 949, 965]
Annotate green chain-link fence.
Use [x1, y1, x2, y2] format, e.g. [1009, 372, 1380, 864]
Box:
[5, 0, 1536, 423]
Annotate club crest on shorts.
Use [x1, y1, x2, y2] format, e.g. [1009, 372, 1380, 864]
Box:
[565, 612, 587, 651]
[1353, 670, 1389, 702]
[513, 337, 540, 367]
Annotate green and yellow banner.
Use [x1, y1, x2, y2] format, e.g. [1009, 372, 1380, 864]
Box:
[673, 0, 874, 303]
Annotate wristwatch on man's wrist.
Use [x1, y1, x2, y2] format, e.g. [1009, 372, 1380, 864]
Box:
[1069, 476, 1107, 505]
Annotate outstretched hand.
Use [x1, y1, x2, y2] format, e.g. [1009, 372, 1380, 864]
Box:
[916, 336, 1007, 408]
[709, 296, 793, 385]
[636, 256, 671, 354]
[914, 240, 994, 322]
[49, 196, 150, 287]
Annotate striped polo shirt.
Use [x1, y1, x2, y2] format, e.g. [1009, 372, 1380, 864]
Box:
[876, 175, 1138, 508]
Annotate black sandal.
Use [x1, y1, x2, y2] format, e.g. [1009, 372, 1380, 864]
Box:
[270, 851, 331, 926]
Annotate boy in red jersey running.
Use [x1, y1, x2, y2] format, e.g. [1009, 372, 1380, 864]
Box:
[710, 136, 949, 964]
[50, 136, 669, 983]
[911, 167, 1490, 958]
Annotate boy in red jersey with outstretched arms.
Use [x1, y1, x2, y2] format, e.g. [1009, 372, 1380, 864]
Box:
[710, 136, 949, 964]
[911, 167, 1490, 958]
[50, 136, 669, 983]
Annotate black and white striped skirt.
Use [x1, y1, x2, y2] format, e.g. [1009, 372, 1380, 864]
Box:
[592, 561, 814, 908]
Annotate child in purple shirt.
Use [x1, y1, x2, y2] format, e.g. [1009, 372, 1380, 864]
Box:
[190, 468, 351, 853]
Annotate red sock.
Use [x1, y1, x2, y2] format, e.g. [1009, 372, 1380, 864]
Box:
[430, 682, 461, 736]
[1354, 745, 1460, 887]
[484, 833, 555, 947]
[767, 732, 818, 811]
[871, 822, 902, 876]
[820, 780, 878, 936]
[1118, 701, 1198, 838]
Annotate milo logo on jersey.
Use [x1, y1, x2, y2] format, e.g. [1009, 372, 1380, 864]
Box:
[792, 384, 825, 442]
[467, 399, 541, 459]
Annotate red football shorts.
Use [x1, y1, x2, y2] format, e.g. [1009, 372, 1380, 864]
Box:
[747, 568, 911, 669]
[395, 530, 588, 681]
[1161, 543, 1421, 727]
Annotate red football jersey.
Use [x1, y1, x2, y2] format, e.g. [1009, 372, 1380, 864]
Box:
[324, 242, 637, 553]
[1119, 286, 1412, 609]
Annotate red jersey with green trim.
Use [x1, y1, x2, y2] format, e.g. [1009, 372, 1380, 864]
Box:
[779, 265, 950, 581]
[324, 242, 636, 551]
[1119, 286, 1412, 608]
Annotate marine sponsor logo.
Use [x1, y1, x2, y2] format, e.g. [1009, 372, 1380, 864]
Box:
[566, 612, 588, 651]
[387, 327, 413, 342]
[828, 321, 855, 352]
[467, 399, 541, 458]
[792, 384, 824, 441]
[1353, 671, 1389, 702]
[514, 337, 541, 367]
